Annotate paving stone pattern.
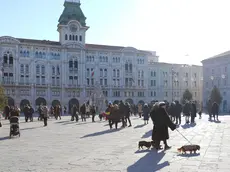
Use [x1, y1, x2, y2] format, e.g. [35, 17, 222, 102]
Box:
[0, 115, 229, 172]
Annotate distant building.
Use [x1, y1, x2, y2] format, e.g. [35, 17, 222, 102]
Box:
[147, 62, 203, 104]
[202, 51, 229, 113]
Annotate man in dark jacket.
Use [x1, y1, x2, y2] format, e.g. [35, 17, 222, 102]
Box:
[119, 101, 126, 127]
[150, 102, 177, 150]
[212, 102, 219, 121]
[183, 101, 191, 124]
[23, 105, 30, 122]
[124, 102, 132, 127]
[80, 103, 86, 122]
[175, 101, 182, 124]
[191, 101, 197, 123]
[4, 105, 10, 120]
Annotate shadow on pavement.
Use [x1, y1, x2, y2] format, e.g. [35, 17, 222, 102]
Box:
[55, 120, 70, 124]
[127, 151, 169, 172]
[141, 130, 152, 138]
[81, 129, 120, 138]
[20, 126, 44, 131]
[177, 153, 200, 157]
[134, 124, 146, 129]
[213, 120, 221, 123]
[0, 136, 10, 141]
[181, 123, 196, 129]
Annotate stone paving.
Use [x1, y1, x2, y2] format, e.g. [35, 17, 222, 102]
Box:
[0, 114, 229, 172]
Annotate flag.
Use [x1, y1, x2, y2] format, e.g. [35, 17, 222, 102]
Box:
[131, 78, 135, 83]
[91, 70, 94, 77]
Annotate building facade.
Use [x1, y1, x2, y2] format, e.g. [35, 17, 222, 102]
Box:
[0, 0, 202, 111]
[147, 63, 203, 104]
[202, 52, 229, 113]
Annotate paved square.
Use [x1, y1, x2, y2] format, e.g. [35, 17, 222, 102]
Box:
[0, 114, 229, 172]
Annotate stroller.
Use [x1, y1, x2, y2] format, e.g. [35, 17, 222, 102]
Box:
[9, 116, 20, 138]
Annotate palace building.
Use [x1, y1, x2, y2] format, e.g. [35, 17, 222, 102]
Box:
[0, 0, 202, 111]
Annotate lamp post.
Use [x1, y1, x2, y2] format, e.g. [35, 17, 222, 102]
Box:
[171, 68, 176, 102]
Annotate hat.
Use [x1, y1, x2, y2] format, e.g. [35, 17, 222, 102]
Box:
[159, 102, 166, 107]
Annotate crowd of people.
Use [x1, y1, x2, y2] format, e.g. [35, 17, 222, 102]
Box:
[0, 99, 220, 150]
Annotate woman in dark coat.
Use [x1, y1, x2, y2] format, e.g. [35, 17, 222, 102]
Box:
[143, 103, 150, 124]
[183, 101, 191, 124]
[150, 102, 176, 150]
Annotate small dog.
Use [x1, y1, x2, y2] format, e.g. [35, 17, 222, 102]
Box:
[138, 141, 154, 149]
[178, 145, 200, 154]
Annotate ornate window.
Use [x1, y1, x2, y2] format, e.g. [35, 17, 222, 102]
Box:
[25, 64, 29, 73]
[36, 65, 40, 75]
[20, 64, 24, 74]
[52, 66, 55, 75]
[79, 35, 82, 41]
[9, 54, 13, 64]
[69, 35, 72, 40]
[41, 65, 45, 75]
[75, 35, 78, 41]
[65, 34, 68, 40]
[57, 66, 60, 75]
[3, 54, 7, 64]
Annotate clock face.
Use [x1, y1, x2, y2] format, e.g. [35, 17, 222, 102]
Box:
[69, 24, 78, 32]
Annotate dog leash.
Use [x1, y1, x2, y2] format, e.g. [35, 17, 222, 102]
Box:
[176, 128, 193, 145]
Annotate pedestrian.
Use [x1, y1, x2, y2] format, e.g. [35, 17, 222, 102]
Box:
[80, 103, 86, 122]
[124, 102, 132, 127]
[175, 101, 182, 124]
[143, 103, 150, 124]
[183, 101, 191, 124]
[23, 105, 30, 122]
[150, 102, 177, 150]
[42, 106, 48, 127]
[191, 101, 197, 123]
[91, 105, 96, 122]
[212, 102, 219, 121]
[138, 103, 142, 118]
[168, 102, 176, 122]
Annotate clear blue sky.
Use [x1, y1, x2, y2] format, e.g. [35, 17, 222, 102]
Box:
[1, 0, 230, 65]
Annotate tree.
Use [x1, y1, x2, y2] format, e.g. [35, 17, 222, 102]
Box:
[0, 86, 7, 111]
[210, 86, 222, 105]
[181, 89, 193, 104]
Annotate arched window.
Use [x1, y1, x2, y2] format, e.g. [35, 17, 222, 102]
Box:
[57, 66, 60, 75]
[79, 35, 82, 41]
[9, 54, 13, 65]
[65, 34, 68, 40]
[27, 51, 29, 57]
[35, 52, 38, 58]
[3, 54, 7, 64]
[69, 60, 73, 68]
[20, 64, 24, 74]
[74, 60, 78, 69]
[23, 50, 27, 57]
[39, 52, 42, 58]
[72, 35, 75, 40]
[69, 35, 72, 40]
[25, 64, 29, 73]
[52, 66, 55, 75]
[75, 35, 78, 41]
[113, 69, 116, 77]
[41, 65, 45, 75]
[117, 70, 120, 77]
[36, 65, 40, 75]
[42, 52, 46, 58]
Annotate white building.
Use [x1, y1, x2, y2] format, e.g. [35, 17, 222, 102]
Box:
[147, 62, 203, 104]
[0, 0, 202, 111]
[202, 52, 229, 113]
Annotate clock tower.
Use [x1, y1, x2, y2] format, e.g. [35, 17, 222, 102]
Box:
[57, 0, 89, 46]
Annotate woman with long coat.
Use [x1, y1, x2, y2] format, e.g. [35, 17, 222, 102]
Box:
[150, 102, 176, 150]
[143, 103, 150, 124]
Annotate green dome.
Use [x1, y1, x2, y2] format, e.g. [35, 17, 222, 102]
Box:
[58, 1, 86, 26]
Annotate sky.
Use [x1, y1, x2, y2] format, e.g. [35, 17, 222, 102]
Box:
[1, 0, 230, 65]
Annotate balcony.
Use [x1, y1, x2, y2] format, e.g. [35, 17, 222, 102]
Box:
[2, 81, 15, 86]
